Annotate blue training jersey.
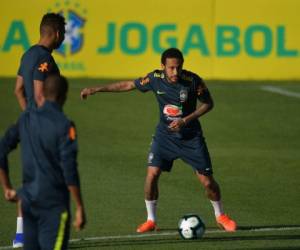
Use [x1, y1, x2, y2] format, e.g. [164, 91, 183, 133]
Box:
[134, 69, 211, 137]
[17, 45, 60, 109]
[0, 101, 79, 208]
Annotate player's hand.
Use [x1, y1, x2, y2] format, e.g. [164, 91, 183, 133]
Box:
[168, 118, 186, 132]
[73, 206, 86, 231]
[80, 88, 94, 100]
[4, 188, 18, 202]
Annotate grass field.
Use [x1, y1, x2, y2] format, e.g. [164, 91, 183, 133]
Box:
[0, 78, 300, 250]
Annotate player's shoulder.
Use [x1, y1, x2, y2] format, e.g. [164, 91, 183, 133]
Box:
[22, 45, 51, 63]
[181, 70, 202, 83]
[143, 69, 165, 79]
[51, 113, 77, 142]
[27, 45, 49, 56]
[55, 112, 76, 137]
[138, 70, 165, 86]
[152, 69, 166, 79]
[55, 110, 73, 128]
[61, 118, 77, 141]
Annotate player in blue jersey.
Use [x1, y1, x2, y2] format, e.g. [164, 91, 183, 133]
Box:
[0, 75, 86, 250]
[80, 48, 237, 233]
[15, 12, 65, 110]
[12, 12, 65, 248]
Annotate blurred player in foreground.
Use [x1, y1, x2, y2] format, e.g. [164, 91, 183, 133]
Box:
[0, 75, 86, 250]
[12, 12, 66, 248]
[80, 48, 237, 233]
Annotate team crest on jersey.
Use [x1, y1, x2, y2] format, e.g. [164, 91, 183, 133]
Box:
[140, 76, 150, 86]
[179, 89, 188, 103]
[38, 62, 49, 72]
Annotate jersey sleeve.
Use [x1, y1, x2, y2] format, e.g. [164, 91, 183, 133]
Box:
[134, 72, 154, 92]
[33, 54, 57, 82]
[58, 121, 80, 187]
[0, 123, 20, 172]
[195, 76, 211, 103]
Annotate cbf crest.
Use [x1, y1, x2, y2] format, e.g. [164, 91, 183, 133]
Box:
[48, 1, 86, 57]
[179, 88, 188, 103]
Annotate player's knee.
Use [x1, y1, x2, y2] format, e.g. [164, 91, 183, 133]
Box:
[199, 177, 217, 190]
[147, 166, 161, 180]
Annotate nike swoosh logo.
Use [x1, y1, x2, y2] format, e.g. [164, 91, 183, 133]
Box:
[157, 90, 166, 95]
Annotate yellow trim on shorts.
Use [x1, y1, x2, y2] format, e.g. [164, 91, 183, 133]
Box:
[54, 211, 68, 250]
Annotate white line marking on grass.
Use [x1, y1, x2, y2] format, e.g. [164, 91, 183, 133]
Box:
[261, 86, 300, 98]
[68, 226, 300, 243]
[1, 226, 300, 249]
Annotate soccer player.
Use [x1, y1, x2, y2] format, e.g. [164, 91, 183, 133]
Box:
[0, 75, 86, 250]
[12, 12, 65, 247]
[80, 48, 237, 233]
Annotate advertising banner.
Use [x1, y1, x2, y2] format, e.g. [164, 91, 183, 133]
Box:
[0, 0, 299, 79]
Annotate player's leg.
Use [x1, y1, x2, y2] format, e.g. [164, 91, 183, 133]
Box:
[38, 206, 70, 250]
[144, 166, 161, 222]
[21, 201, 39, 250]
[196, 173, 221, 201]
[137, 133, 175, 233]
[196, 173, 237, 232]
[181, 135, 237, 232]
[13, 201, 24, 248]
[144, 166, 161, 201]
[137, 166, 161, 233]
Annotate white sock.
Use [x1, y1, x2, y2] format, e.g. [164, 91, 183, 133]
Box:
[145, 200, 157, 222]
[16, 217, 23, 234]
[210, 200, 224, 218]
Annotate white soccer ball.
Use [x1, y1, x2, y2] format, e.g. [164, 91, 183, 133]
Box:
[178, 214, 205, 240]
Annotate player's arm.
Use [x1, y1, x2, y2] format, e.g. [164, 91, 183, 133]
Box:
[59, 123, 86, 231]
[0, 124, 20, 202]
[80, 80, 136, 99]
[169, 80, 214, 131]
[33, 55, 56, 107]
[14, 75, 26, 111]
[0, 169, 17, 202]
[184, 96, 213, 126]
[68, 185, 86, 231]
[34, 80, 45, 107]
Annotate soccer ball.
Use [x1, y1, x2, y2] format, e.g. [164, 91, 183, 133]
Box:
[178, 214, 205, 240]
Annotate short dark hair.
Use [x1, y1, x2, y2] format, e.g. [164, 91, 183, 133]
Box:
[40, 13, 65, 35]
[44, 74, 68, 103]
[161, 48, 184, 65]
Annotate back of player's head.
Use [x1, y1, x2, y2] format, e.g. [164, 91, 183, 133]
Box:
[44, 74, 68, 106]
[161, 48, 184, 65]
[40, 13, 66, 36]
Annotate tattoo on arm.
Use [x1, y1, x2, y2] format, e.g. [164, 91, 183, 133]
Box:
[95, 81, 136, 92]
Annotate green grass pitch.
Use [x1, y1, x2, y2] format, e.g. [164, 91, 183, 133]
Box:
[0, 78, 300, 249]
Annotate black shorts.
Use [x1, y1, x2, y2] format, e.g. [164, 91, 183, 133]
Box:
[147, 130, 213, 176]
